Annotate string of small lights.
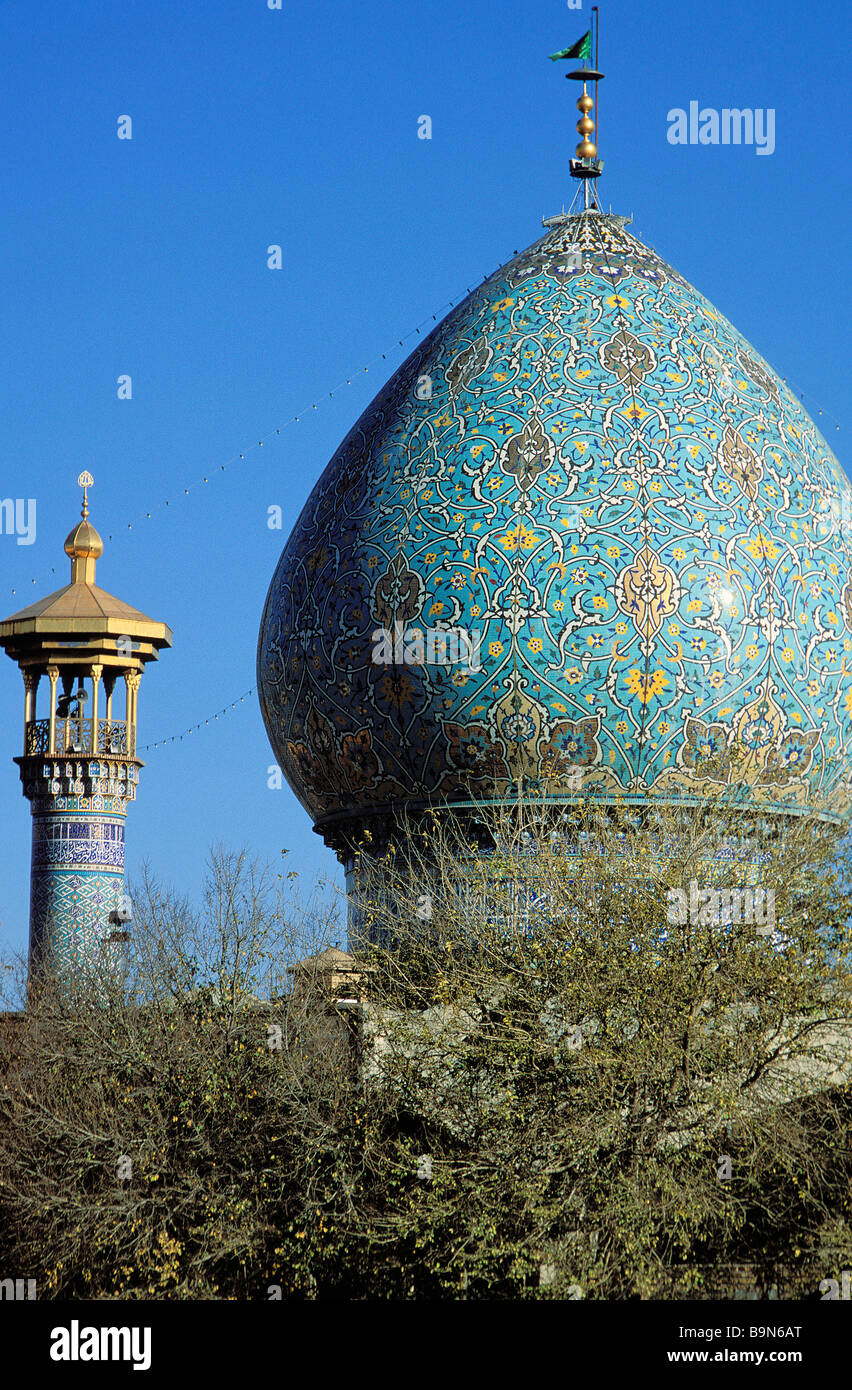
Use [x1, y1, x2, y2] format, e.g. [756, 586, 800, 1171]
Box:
[140, 689, 255, 752]
[7, 269, 511, 602]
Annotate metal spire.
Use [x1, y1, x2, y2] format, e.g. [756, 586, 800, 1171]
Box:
[78, 469, 94, 519]
[564, 9, 604, 209]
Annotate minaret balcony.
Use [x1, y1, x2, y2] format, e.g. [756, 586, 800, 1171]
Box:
[24, 718, 135, 758]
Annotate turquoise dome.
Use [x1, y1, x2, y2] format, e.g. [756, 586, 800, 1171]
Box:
[258, 209, 852, 840]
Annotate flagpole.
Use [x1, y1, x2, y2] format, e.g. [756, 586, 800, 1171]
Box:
[559, 29, 603, 203]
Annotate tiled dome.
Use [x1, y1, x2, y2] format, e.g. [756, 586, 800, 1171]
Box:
[258, 209, 852, 840]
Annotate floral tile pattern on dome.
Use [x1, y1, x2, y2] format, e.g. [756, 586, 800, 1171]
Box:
[258, 211, 852, 827]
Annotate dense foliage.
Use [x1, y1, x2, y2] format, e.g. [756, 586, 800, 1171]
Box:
[2, 802, 852, 1300]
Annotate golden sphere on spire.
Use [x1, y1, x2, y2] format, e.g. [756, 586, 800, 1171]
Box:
[576, 139, 597, 159]
[576, 115, 595, 137]
[576, 92, 594, 114]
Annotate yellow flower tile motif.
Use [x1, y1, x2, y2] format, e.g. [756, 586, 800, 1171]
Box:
[499, 523, 540, 551]
[742, 532, 780, 561]
[624, 670, 669, 703]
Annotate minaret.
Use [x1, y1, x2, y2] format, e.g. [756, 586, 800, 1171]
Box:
[0, 474, 171, 995]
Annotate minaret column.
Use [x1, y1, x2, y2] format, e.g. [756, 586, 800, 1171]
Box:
[22, 670, 38, 741]
[125, 670, 141, 756]
[90, 664, 102, 753]
[47, 665, 59, 755]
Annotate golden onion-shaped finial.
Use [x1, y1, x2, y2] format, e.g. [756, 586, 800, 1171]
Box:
[64, 518, 104, 562]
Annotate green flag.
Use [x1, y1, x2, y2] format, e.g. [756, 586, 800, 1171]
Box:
[549, 32, 592, 62]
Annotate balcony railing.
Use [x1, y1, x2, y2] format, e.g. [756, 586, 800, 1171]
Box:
[25, 718, 134, 757]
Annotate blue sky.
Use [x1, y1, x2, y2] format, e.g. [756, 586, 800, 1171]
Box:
[1, 0, 850, 966]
